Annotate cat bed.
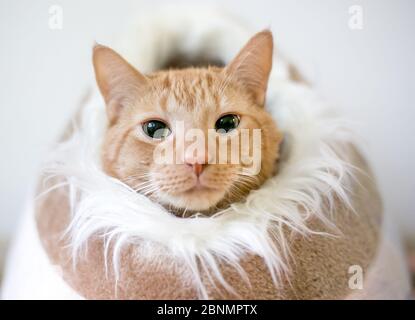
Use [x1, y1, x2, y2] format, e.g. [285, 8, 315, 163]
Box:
[1, 6, 410, 299]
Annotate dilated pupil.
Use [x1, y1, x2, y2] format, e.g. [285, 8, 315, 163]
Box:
[215, 115, 239, 133]
[143, 121, 170, 139]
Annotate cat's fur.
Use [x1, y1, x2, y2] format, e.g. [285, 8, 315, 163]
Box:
[94, 31, 283, 215]
[2, 8, 408, 300]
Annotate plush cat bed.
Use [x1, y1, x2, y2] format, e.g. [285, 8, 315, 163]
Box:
[2, 7, 410, 299]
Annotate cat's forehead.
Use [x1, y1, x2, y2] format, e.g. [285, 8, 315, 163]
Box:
[149, 68, 225, 112]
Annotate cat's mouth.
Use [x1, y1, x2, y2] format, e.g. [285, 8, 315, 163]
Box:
[155, 181, 228, 214]
[181, 183, 218, 194]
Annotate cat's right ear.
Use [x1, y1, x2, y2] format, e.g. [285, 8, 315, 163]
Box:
[224, 30, 273, 106]
[93, 44, 148, 124]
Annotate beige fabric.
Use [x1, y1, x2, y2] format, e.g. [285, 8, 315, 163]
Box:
[34, 68, 383, 299]
[35, 143, 382, 299]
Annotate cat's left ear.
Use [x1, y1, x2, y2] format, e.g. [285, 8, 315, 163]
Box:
[93, 44, 148, 124]
[224, 30, 273, 106]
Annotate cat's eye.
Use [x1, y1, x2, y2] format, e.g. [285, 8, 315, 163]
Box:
[142, 120, 171, 139]
[215, 114, 240, 133]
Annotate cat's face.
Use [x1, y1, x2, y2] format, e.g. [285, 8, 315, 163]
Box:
[94, 31, 282, 215]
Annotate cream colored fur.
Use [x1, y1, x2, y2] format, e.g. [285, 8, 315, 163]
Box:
[38, 10, 357, 298]
[1, 6, 410, 299]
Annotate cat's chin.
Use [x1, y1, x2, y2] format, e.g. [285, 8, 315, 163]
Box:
[157, 186, 227, 215]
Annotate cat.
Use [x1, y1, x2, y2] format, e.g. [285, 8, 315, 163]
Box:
[93, 30, 283, 216]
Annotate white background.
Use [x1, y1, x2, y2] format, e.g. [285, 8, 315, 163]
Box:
[0, 0, 414, 246]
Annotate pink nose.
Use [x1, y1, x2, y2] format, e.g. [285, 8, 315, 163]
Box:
[186, 163, 205, 177]
[184, 152, 207, 177]
[184, 147, 210, 177]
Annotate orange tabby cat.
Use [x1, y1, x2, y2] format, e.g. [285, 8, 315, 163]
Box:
[93, 31, 283, 215]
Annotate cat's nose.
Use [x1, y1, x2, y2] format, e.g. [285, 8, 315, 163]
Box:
[184, 147, 211, 177]
[184, 155, 207, 177]
[186, 163, 205, 177]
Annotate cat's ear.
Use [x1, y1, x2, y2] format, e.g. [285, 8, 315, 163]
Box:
[224, 30, 273, 106]
[93, 44, 148, 123]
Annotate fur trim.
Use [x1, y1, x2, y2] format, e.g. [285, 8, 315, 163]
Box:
[40, 8, 357, 298]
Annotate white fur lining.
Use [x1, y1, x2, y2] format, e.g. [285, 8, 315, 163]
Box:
[40, 8, 357, 298]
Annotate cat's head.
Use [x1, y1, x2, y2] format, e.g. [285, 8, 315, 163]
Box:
[93, 31, 282, 215]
